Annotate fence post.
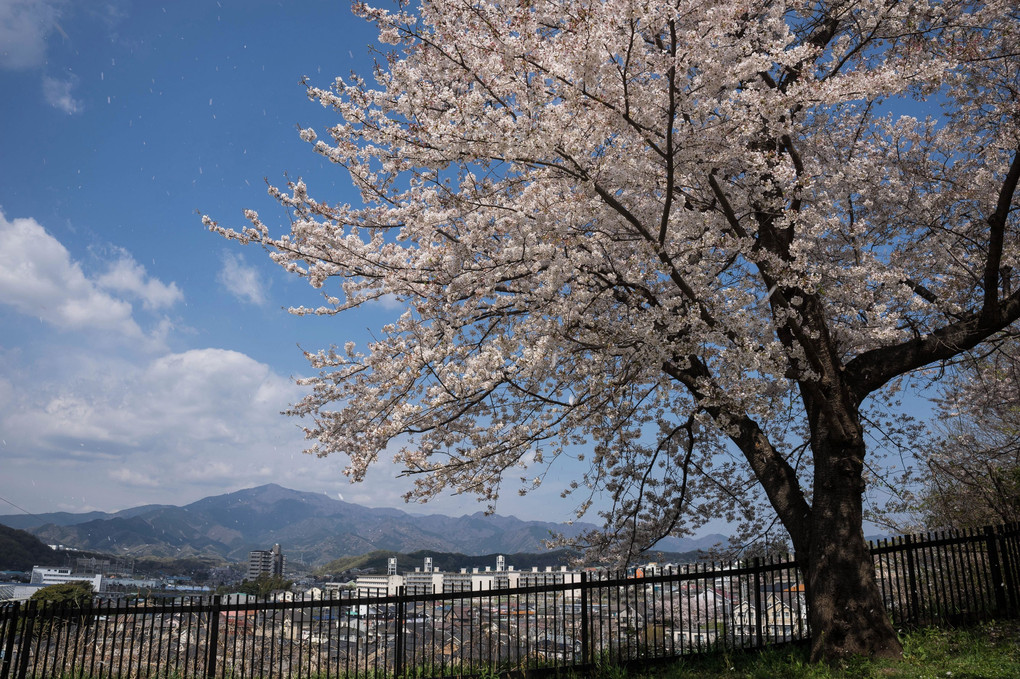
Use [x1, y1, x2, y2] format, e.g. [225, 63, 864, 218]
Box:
[14, 601, 36, 679]
[995, 523, 1019, 615]
[0, 601, 20, 679]
[752, 558, 763, 648]
[205, 595, 221, 679]
[904, 535, 921, 625]
[580, 572, 590, 668]
[983, 525, 1008, 616]
[394, 586, 406, 678]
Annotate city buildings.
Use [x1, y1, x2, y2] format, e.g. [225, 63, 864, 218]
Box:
[355, 555, 585, 595]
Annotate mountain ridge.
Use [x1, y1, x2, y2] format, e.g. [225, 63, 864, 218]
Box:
[0, 484, 725, 566]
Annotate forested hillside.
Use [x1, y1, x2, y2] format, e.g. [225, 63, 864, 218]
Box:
[0, 523, 58, 572]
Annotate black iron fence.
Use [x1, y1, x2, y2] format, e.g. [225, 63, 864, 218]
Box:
[1, 522, 1017, 679]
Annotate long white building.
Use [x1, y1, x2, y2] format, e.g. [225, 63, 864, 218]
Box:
[29, 566, 103, 591]
[355, 556, 584, 596]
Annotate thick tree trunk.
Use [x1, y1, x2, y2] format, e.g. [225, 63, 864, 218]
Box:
[802, 506, 902, 661]
[721, 380, 903, 661]
[800, 429, 902, 662]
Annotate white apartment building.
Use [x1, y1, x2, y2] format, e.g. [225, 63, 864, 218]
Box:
[518, 566, 584, 600]
[354, 573, 404, 596]
[405, 567, 444, 595]
[442, 564, 524, 592]
[29, 567, 103, 592]
[353, 556, 584, 596]
[517, 565, 581, 586]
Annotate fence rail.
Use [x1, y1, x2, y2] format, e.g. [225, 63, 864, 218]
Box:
[2, 522, 1017, 679]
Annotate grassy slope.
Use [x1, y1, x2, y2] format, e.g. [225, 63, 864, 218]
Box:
[629, 620, 1020, 679]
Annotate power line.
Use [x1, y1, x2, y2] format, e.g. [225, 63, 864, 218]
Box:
[0, 494, 36, 517]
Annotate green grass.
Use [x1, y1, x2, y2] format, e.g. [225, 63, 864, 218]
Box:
[598, 620, 1020, 679]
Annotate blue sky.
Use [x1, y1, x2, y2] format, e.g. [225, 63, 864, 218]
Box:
[0, 0, 589, 523]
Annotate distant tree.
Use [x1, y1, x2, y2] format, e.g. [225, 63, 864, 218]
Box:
[30, 581, 94, 606]
[236, 573, 293, 598]
[28, 582, 94, 636]
[209, 0, 1020, 661]
[919, 345, 1020, 530]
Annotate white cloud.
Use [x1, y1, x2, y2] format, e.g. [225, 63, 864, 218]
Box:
[218, 251, 268, 306]
[0, 212, 348, 517]
[0, 210, 181, 341]
[0, 337, 521, 520]
[42, 73, 81, 114]
[0, 215, 585, 522]
[0, 338, 593, 521]
[97, 252, 183, 310]
[108, 467, 161, 488]
[0, 210, 140, 336]
[373, 292, 407, 310]
[0, 0, 64, 71]
[0, 347, 314, 507]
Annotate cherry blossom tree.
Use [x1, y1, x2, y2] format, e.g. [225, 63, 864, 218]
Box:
[208, 0, 1020, 661]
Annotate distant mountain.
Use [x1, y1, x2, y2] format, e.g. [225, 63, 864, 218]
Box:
[0, 505, 173, 532]
[0, 484, 725, 567]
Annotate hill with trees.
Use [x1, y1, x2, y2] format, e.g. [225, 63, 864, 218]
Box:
[0, 523, 59, 572]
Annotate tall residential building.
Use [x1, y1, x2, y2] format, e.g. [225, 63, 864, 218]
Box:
[247, 543, 286, 580]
